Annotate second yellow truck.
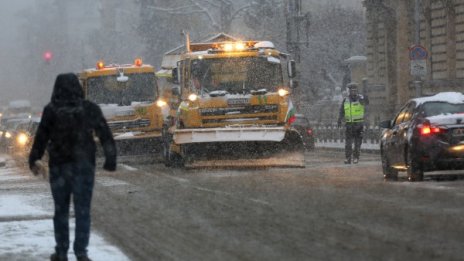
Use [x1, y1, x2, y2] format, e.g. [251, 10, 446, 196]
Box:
[79, 59, 168, 162]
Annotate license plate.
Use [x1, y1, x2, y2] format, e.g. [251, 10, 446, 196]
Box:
[227, 98, 250, 106]
[453, 128, 464, 137]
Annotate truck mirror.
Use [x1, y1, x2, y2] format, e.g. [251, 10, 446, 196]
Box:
[290, 80, 299, 89]
[117, 75, 129, 83]
[288, 60, 297, 78]
[172, 68, 179, 84]
[117, 68, 129, 83]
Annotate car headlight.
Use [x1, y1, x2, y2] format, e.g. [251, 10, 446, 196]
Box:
[188, 94, 198, 102]
[5, 132, 12, 139]
[17, 133, 29, 146]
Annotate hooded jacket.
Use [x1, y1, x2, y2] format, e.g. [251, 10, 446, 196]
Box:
[29, 73, 116, 170]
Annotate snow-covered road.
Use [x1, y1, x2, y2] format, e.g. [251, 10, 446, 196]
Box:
[0, 155, 129, 261]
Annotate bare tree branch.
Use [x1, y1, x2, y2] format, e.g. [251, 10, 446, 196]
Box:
[145, 5, 198, 12]
[187, 0, 220, 30]
[229, 4, 253, 21]
[200, 0, 221, 8]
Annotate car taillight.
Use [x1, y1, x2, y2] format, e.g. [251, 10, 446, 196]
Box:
[418, 124, 443, 135]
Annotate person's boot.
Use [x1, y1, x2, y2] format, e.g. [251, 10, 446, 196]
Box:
[76, 255, 93, 261]
[344, 158, 351, 164]
[353, 158, 359, 164]
[50, 253, 68, 261]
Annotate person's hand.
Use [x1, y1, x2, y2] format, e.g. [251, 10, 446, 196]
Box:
[30, 164, 40, 176]
[30, 160, 46, 177]
[103, 159, 116, 172]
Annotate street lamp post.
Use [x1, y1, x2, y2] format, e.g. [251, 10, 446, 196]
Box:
[414, 0, 422, 97]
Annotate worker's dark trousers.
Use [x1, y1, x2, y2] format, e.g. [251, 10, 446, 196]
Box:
[49, 160, 95, 258]
[345, 122, 364, 161]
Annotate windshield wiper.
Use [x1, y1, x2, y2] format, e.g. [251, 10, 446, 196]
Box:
[209, 90, 229, 97]
[250, 89, 268, 95]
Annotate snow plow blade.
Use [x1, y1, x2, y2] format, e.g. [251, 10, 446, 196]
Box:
[171, 127, 305, 169]
[98, 134, 164, 164]
[184, 151, 305, 169]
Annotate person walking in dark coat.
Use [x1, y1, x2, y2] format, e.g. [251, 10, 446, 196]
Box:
[29, 73, 117, 261]
[337, 82, 369, 164]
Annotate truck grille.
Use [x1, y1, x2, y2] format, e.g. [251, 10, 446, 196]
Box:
[200, 104, 278, 116]
[108, 118, 151, 130]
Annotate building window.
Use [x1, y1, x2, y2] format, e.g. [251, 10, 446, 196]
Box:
[430, 1, 448, 80]
[455, 0, 464, 78]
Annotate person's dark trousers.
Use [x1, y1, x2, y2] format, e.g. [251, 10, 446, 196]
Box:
[344, 122, 364, 161]
[49, 160, 95, 258]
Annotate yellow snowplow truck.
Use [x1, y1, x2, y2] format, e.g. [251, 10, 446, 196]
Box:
[163, 40, 304, 168]
[79, 59, 168, 162]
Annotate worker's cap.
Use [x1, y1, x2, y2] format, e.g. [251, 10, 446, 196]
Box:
[347, 82, 358, 89]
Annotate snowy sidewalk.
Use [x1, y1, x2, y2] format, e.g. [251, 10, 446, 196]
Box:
[0, 155, 130, 261]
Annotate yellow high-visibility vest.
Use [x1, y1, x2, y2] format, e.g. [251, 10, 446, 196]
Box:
[344, 100, 365, 123]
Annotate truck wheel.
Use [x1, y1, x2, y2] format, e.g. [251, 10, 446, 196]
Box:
[163, 141, 172, 167]
[162, 126, 173, 167]
[164, 143, 184, 167]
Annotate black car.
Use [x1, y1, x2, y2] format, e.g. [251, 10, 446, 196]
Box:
[379, 92, 464, 181]
[293, 114, 315, 151]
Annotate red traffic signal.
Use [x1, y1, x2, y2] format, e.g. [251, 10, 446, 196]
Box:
[43, 51, 53, 62]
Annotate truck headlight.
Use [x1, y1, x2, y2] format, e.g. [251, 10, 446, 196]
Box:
[278, 89, 289, 97]
[156, 99, 167, 107]
[17, 133, 28, 146]
[5, 132, 12, 139]
[188, 94, 198, 102]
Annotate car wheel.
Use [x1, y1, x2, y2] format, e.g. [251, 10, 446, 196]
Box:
[407, 150, 424, 182]
[381, 150, 398, 180]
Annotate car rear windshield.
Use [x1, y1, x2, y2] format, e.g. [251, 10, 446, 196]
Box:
[422, 102, 464, 117]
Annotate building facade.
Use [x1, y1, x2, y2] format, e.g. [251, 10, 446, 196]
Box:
[364, 0, 464, 122]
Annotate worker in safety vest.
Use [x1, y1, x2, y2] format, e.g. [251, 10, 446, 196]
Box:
[337, 82, 369, 164]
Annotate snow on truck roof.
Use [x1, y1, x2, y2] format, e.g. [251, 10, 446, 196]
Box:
[413, 92, 464, 105]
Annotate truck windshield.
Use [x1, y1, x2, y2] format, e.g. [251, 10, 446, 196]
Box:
[86, 73, 157, 105]
[190, 56, 283, 94]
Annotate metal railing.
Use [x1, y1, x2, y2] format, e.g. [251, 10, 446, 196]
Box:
[313, 124, 382, 144]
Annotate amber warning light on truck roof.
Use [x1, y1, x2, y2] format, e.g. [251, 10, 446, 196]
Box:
[96, 60, 105, 70]
[224, 42, 247, 52]
[134, 58, 143, 67]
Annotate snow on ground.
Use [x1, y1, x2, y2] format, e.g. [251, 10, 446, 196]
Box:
[316, 141, 380, 150]
[0, 218, 129, 261]
[0, 156, 130, 261]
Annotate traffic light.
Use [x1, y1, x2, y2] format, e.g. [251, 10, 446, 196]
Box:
[43, 51, 53, 63]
